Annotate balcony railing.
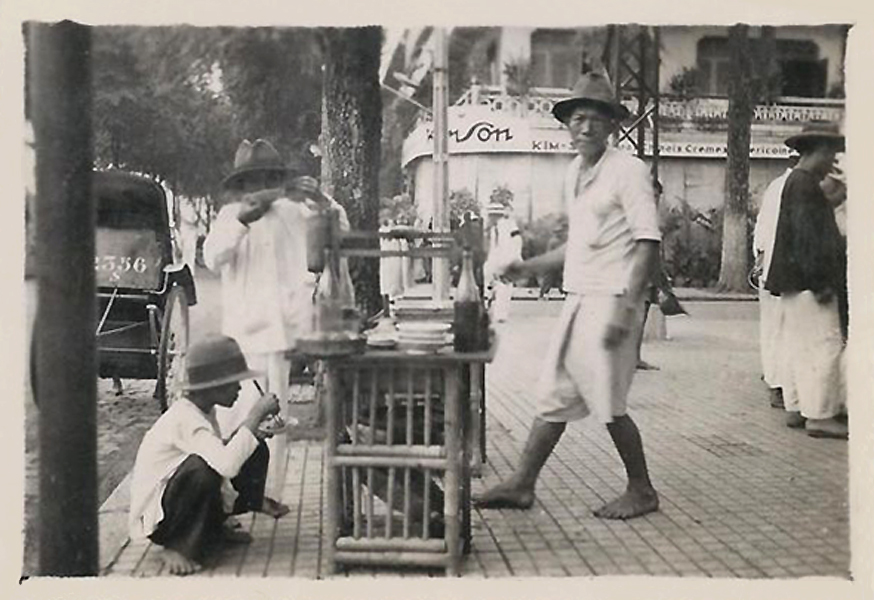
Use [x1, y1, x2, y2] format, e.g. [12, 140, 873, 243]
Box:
[444, 85, 845, 127]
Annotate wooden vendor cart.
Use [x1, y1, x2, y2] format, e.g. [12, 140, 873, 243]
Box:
[305, 224, 494, 576]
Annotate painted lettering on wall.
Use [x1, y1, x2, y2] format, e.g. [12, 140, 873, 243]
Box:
[427, 121, 514, 144]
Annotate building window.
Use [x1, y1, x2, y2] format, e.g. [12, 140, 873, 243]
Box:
[530, 29, 581, 89]
[696, 37, 731, 96]
[776, 39, 826, 97]
[696, 35, 826, 98]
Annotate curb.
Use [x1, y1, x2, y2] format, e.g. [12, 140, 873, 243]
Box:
[98, 473, 132, 574]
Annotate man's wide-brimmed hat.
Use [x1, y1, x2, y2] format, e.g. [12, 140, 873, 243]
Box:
[551, 73, 630, 124]
[184, 335, 262, 392]
[784, 121, 845, 152]
[222, 139, 294, 189]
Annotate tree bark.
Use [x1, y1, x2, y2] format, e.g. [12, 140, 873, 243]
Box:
[718, 24, 753, 292]
[321, 27, 383, 317]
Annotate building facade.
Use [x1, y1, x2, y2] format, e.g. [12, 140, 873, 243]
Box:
[400, 26, 847, 225]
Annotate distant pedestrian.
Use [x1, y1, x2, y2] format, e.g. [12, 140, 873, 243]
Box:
[766, 122, 847, 439]
[128, 335, 282, 575]
[484, 202, 522, 322]
[474, 73, 660, 519]
[753, 151, 800, 409]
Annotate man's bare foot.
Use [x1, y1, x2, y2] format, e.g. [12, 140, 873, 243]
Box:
[260, 497, 290, 518]
[221, 523, 253, 544]
[159, 548, 202, 576]
[472, 481, 535, 510]
[805, 418, 848, 440]
[769, 388, 784, 409]
[636, 360, 659, 371]
[594, 487, 659, 519]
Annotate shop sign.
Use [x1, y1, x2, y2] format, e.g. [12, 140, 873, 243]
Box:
[403, 111, 796, 165]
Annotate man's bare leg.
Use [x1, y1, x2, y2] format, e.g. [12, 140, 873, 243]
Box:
[473, 418, 566, 509]
[159, 548, 202, 576]
[594, 414, 659, 519]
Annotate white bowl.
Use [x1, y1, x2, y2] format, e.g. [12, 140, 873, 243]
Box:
[396, 321, 451, 335]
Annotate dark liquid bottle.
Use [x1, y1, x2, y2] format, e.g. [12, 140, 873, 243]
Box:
[454, 249, 482, 352]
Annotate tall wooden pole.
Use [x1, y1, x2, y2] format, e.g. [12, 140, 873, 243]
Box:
[31, 20, 98, 576]
[431, 27, 450, 300]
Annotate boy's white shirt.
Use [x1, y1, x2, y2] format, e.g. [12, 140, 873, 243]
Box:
[128, 398, 259, 540]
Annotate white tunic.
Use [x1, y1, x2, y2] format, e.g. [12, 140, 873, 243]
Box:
[128, 399, 259, 540]
[203, 195, 349, 355]
[753, 169, 792, 283]
[561, 147, 662, 295]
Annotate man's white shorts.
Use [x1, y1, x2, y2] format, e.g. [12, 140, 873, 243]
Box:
[536, 294, 645, 424]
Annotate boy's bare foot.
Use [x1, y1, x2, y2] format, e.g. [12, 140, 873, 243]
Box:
[260, 497, 290, 518]
[594, 486, 659, 520]
[159, 548, 202, 576]
[472, 481, 535, 510]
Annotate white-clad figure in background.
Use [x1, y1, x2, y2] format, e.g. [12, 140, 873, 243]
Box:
[178, 198, 200, 269]
[752, 151, 799, 411]
[379, 214, 405, 301]
[484, 202, 522, 323]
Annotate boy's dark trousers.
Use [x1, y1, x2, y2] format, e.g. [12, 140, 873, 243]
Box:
[149, 441, 269, 561]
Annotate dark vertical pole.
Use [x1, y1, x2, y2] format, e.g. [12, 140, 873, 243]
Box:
[636, 28, 646, 160]
[31, 20, 98, 576]
[651, 27, 661, 185]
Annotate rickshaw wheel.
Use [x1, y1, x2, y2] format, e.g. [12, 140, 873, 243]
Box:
[156, 285, 189, 412]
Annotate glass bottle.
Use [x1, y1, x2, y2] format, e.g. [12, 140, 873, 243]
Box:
[337, 255, 360, 334]
[454, 249, 482, 352]
[314, 249, 342, 335]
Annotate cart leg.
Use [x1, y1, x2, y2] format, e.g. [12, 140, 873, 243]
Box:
[322, 365, 339, 576]
[444, 367, 461, 576]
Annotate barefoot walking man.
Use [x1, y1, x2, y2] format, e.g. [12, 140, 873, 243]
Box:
[129, 335, 283, 575]
[474, 73, 660, 519]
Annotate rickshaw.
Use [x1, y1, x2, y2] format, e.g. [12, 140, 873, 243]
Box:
[93, 170, 196, 411]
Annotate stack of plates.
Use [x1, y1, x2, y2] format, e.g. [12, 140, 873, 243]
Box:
[397, 321, 452, 353]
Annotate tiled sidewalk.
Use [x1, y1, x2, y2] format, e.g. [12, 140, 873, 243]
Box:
[104, 302, 850, 579]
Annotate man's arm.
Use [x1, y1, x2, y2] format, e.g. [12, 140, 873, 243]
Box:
[602, 240, 659, 349]
[504, 244, 566, 280]
[203, 203, 250, 272]
[625, 240, 660, 305]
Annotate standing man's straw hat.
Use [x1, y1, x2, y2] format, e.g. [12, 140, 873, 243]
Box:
[551, 73, 630, 124]
[784, 121, 845, 152]
[222, 139, 298, 190]
[183, 335, 262, 391]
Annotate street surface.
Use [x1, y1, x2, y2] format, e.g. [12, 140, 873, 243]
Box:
[103, 289, 850, 579]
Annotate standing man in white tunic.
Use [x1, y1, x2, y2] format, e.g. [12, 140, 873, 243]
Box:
[753, 151, 799, 413]
[474, 74, 661, 519]
[204, 139, 349, 514]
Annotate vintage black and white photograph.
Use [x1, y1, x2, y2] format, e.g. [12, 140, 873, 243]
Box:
[12, 1, 874, 596]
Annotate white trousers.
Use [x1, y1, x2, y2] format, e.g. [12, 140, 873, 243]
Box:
[216, 351, 291, 502]
[758, 289, 785, 388]
[780, 291, 845, 420]
[492, 280, 513, 322]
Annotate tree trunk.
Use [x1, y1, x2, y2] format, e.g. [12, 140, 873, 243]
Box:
[321, 27, 383, 317]
[718, 24, 753, 292]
